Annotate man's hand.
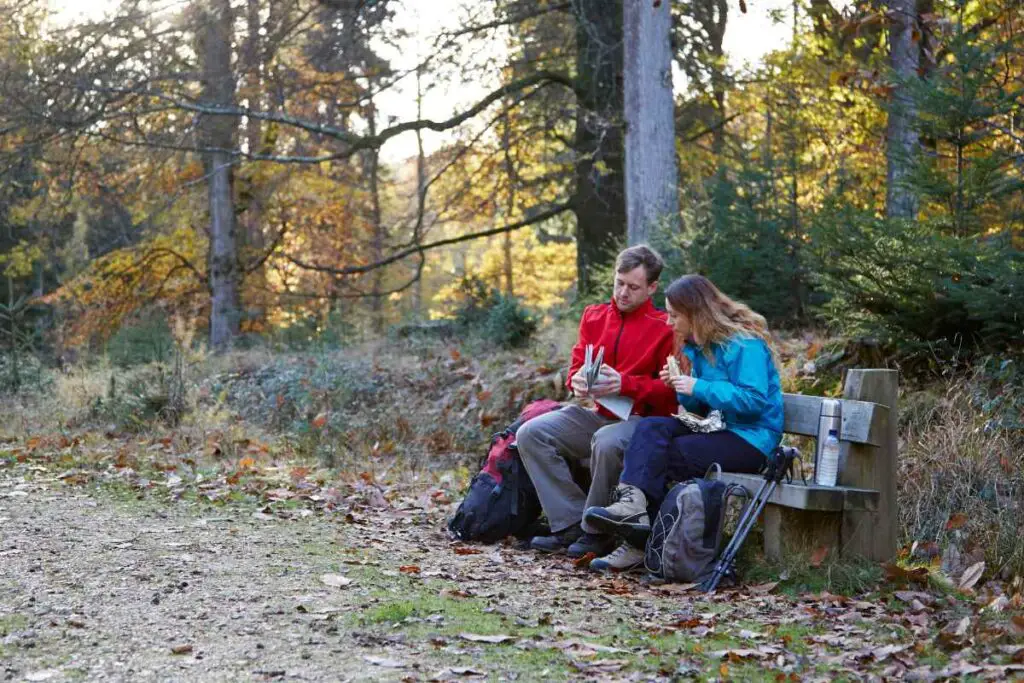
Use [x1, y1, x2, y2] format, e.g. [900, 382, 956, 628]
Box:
[570, 368, 590, 397]
[590, 364, 622, 398]
[671, 375, 697, 396]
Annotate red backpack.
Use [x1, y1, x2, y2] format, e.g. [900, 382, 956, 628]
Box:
[447, 399, 561, 543]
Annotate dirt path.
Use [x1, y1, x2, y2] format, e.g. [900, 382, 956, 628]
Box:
[2, 470, 1021, 682]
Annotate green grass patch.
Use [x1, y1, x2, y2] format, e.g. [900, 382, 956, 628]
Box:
[0, 613, 29, 636]
[741, 551, 883, 596]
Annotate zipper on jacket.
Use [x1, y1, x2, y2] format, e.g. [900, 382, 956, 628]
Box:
[611, 313, 625, 367]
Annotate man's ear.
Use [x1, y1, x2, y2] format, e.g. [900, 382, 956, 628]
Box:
[647, 281, 658, 298]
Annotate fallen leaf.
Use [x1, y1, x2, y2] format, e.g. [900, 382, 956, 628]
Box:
[936, 617, 972, 650]
[871, 644, 911, 661]
[364, 656, 406, 668]
[893, 590, 933, 604]
[459, 633, 513, 644]
[709, 648, 765, 660]
[320, 573, 353, 588]
[312, 413, 328, 429]
[669, 618, 703, 629]
[557, 640, 627, 654]
[24, 671, 60, 682]
[572, 551, 596, 568]
[810, 546, 829, 567]
[170, 644, 193, 655]
[983, 595, 1009, 613]
[431, 667, 486, 679]
[453, 547, 482, 556]
[958, 561, 985, 590]
[749, 581, 779, 594]
[399, 565, 421, 574]
[884, 563, 929, 586]
[650, 582, 698, 594]
[570, 659, 628, 673]
[945, 512, 968, 530]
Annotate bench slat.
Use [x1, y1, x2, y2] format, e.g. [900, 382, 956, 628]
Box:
[713, 472, 880, 512]
[782, 393, 889, 447]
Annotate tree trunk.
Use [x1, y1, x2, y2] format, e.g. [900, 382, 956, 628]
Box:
[501, 107, 515, 298]
[412, 62, 426, 319]
[240, 0, 267, 327]
[365, 101, 385, 334]
[623, 0, 680, 245]
[885, 0, 920, 221]
[571, 0, 625, 294]
[199, 0, 241, 350]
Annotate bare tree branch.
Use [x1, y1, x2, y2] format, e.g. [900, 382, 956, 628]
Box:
[285, 202, 573, 276]
[87, 69, 578, 161]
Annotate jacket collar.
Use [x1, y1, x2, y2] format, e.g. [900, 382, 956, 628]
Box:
[609, 296, 657, 320]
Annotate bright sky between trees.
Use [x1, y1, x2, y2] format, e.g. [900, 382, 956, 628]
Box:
[49, 0, 805, 163]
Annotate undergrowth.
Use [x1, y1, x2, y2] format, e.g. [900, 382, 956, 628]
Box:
[898, 364, 1024, 579]
[2, 325, 1023, 580]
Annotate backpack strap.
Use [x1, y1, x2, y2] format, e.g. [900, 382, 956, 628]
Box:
[724, 483, 750, 504]
[700, 480, 726, 550]
[702, 462, 723, 480]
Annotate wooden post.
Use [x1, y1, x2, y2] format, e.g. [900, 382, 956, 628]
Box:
[840, 369, 899, 562]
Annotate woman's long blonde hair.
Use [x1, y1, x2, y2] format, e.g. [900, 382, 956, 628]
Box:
[665, 275, 776, 363]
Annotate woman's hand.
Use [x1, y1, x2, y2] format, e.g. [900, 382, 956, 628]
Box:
[659, 363, 673, 388]
[671, 375, 697, 396]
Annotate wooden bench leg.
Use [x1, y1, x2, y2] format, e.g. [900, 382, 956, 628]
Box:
[762, 504, 842, 562]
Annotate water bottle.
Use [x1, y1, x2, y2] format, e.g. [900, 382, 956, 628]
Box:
[816, 428, 841, 487]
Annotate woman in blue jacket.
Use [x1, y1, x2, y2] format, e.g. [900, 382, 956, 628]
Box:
[583, 274, 784, 572]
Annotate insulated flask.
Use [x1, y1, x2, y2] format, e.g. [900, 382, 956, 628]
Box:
[814, 399, 841, 487]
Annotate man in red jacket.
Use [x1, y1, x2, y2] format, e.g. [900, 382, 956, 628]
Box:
[516, 245, 677, 557]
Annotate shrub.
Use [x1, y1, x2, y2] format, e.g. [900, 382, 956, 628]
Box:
[482, 296, 537, 349]
[86, 363, 179, 431]
[107, 309, 175, 367]
[0, 352, 51, 394]
[899, 365, 1024, 579]
[450, 275, 538, 349]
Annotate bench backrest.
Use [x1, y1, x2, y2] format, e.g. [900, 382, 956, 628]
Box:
[781, 393, 888, 447]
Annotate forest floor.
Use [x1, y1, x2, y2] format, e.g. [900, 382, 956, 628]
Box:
[3, 453, 1024, 683]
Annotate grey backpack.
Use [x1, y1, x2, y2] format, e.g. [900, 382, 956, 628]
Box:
[644, 476, 749, 582]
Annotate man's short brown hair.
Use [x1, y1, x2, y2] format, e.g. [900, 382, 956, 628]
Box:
[615, 244, 664, 284]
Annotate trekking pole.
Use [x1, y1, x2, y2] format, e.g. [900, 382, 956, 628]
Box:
[702, 447, 798, 593]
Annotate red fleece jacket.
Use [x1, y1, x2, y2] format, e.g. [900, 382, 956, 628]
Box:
[566, 298, 678, 418]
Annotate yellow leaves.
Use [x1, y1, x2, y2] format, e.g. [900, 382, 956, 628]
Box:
[0, 240, 45, 278]
[47, 225, 205, 346]
[432, 229, 575, 314]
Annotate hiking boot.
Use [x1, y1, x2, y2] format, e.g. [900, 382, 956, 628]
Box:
[530, 523, 584, 554]
[590, 541, 645, 573]
[582, 484, 650, 539]
[567, 532, 617, 559]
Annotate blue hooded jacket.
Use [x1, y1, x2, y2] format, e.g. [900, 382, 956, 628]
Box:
[678, 336, 784, 456]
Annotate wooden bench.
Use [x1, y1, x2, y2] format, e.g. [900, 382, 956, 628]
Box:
[712, 369, 899, 563]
